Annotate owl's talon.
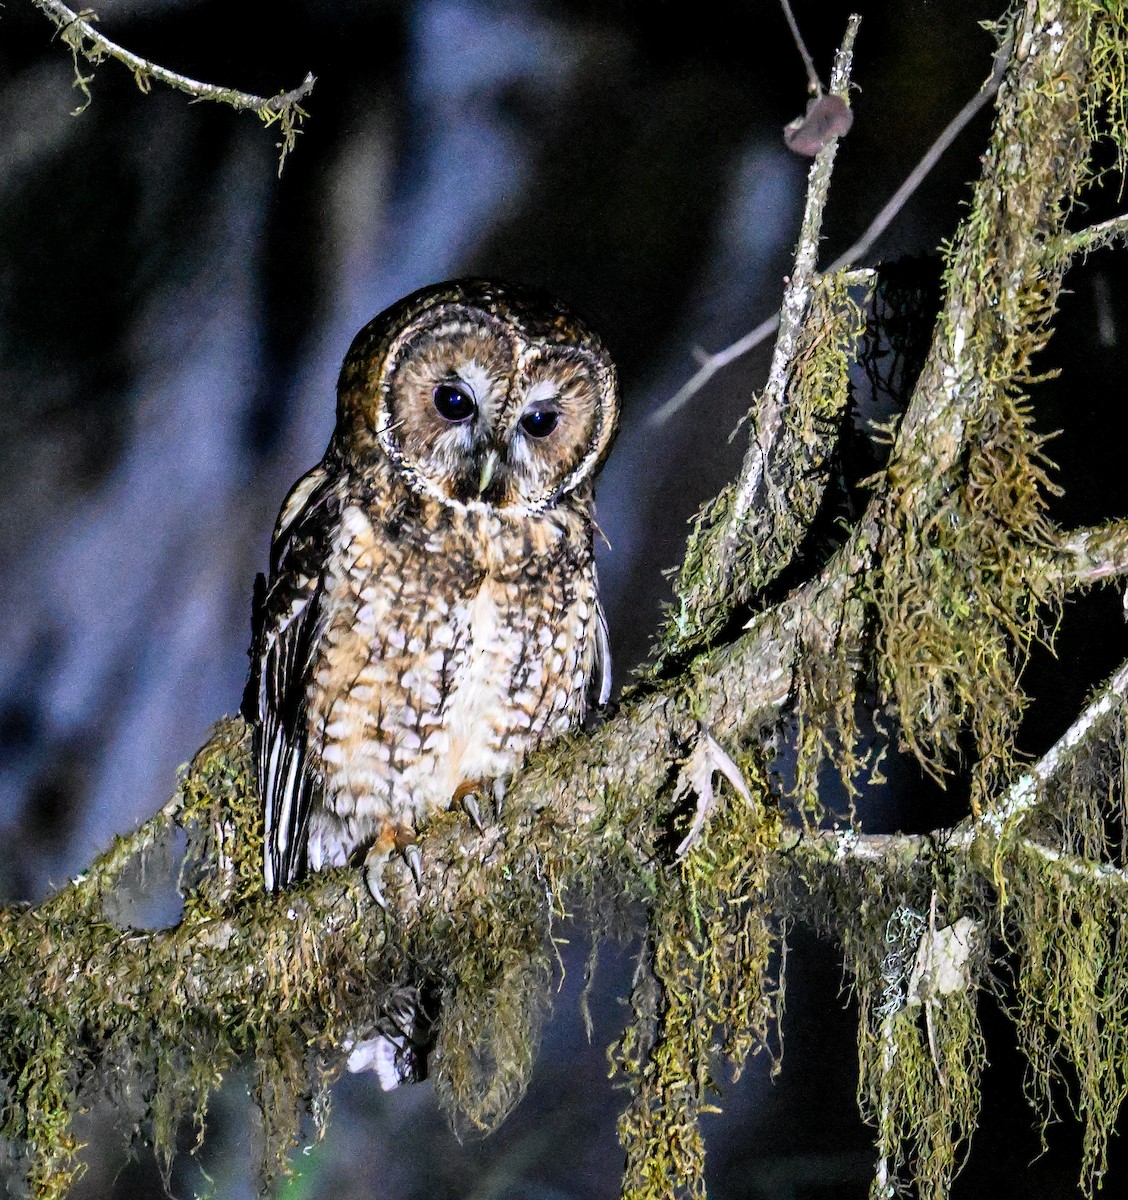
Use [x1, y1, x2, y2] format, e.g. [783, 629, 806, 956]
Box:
[493, 777, 506, 819]
[461, 792, 484, 833]
[364, 837, 399, 909]
[365, 864, 390, 910]
[453, 779, 495, 829]
[404, 843, 424, 892]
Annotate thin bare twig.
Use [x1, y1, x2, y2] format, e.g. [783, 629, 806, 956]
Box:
[653, 36, 1010, 423]
[780, 0, 822, 94]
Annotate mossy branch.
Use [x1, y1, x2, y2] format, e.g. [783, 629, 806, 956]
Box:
[32, 0, 315, 170]
[1060, 518, 1128, 583]
[1052, 211, 1128, 259]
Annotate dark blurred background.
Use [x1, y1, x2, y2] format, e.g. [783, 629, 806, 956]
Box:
[3, 0, 1128, 1196]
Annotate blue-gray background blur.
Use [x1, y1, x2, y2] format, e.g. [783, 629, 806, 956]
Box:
[3, 1, 1128, 1196]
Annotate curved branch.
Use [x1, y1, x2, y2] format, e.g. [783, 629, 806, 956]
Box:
[33, 0, 315, 167]
[1051, 212, 1128, 261]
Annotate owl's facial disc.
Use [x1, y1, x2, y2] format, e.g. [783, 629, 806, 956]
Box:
[492, 348, 610, 510]
[376, 311, 511, 503]
[367, 295, 618, 512]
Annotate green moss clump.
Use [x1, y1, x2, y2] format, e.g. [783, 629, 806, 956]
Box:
[653, 270, 865, 673]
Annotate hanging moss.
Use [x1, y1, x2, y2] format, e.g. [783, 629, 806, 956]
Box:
[430, 901, 554, 1139]
[870, 1, 1128, 816]
[254, 1022, 330, 1192]
[1086, 2, 1128, 176]
[855, 905, 986, 1200]
[785, 847, 992, 1200]
[0, 720, 381, 1194]
[1004, 695, 1128, 1190]
[872, 373, 1061, 809]
[613, 754, 781, 1200]
[1009, 848, 1128, 1190]
[789, 580, 870, 827]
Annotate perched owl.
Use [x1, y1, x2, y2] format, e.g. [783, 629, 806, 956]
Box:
[246, 279, 619, 902]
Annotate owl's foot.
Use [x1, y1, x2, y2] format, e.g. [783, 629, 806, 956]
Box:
[452, 777, 506, 829]
[363, 822, 422, 909]
[673, 725, 756, 858]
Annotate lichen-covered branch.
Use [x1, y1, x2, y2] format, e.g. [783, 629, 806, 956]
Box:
[862, 1, 1108, 811]
[1052, 211, 1128, 259]
[653, 17, 862, 671]
[1059, 519, 1128, 583]
[32, 0, 315, 169]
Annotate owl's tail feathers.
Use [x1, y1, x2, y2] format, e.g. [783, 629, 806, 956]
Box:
[344, 986, 433, 1091]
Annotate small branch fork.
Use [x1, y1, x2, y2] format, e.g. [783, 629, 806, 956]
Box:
[653, 31, 1011, 423]
[789, 652, 1128, 888]
[33, 0, 315, 168]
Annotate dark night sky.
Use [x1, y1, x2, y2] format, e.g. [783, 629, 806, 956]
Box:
[3, 1, 1128, 1196]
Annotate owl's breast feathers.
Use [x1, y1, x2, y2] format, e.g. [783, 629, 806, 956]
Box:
[249, 458, 608, 889]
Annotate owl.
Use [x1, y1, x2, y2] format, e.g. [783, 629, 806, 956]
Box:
[246, 279, 619, 903]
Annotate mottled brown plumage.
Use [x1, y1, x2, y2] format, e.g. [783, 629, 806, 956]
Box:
[246, 279, 619, 898]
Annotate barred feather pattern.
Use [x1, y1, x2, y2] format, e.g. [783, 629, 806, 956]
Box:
[249, 454, 608, 891]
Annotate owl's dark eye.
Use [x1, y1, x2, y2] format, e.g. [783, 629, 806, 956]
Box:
[519, 409, 559, 439]
[433, 382, 477, 423]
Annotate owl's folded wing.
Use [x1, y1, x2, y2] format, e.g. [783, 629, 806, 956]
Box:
[247, 464, 336, 891]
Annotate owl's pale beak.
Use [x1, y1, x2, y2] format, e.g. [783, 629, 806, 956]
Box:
[478, 450, 500, 496]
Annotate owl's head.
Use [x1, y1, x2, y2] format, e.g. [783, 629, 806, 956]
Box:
[335, 279, 619, 513]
